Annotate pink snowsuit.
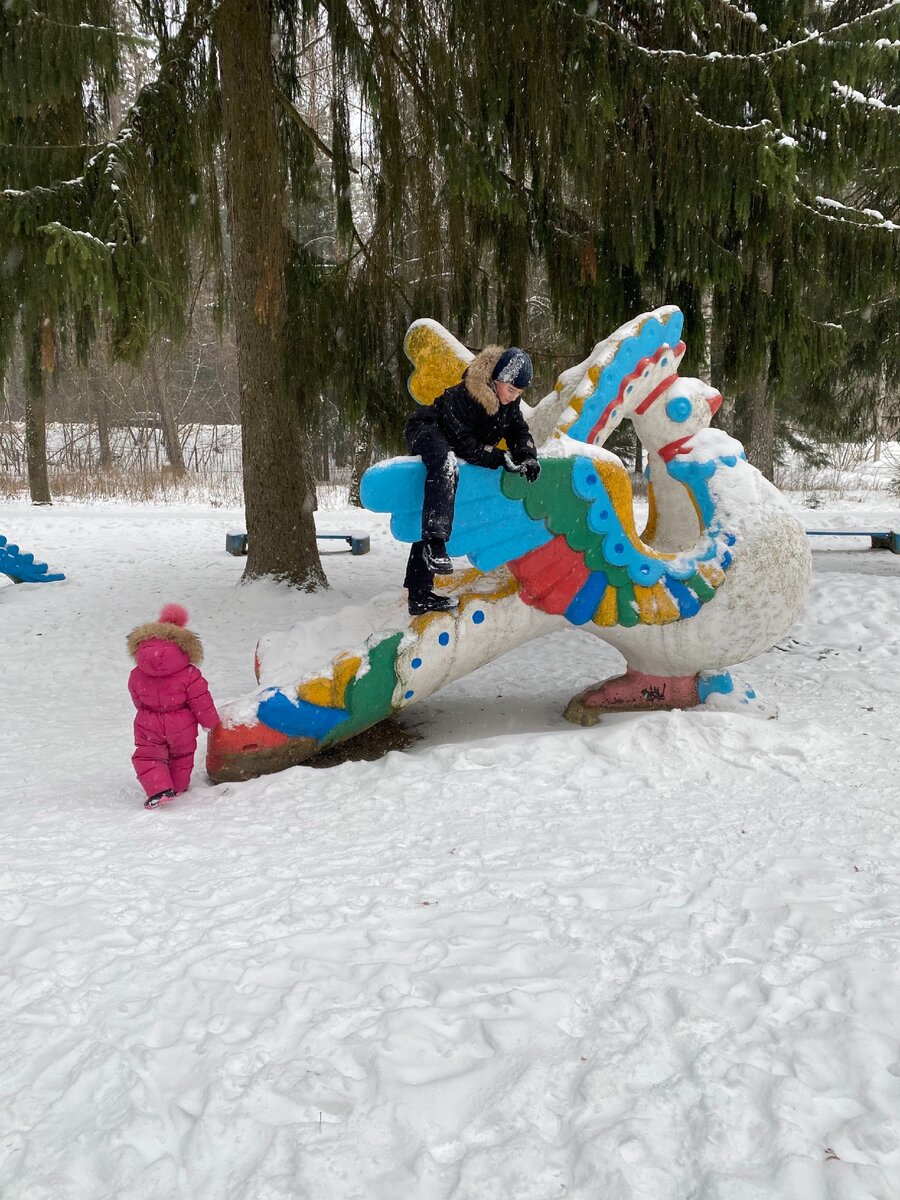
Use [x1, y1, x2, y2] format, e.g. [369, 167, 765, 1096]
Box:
[129, 637, 219, 798]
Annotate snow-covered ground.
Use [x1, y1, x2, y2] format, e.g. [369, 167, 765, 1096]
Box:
[2, 488, 900, 1200]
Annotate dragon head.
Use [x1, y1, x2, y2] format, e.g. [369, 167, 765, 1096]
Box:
[631, 378, 723, 463]
[539, 308, 686, 450]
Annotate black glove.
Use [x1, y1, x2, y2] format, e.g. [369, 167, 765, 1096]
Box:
[503, 452, 541, 482]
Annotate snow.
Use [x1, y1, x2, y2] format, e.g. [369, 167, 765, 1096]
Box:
[832, 82, 896, 113]
[540, 433, 623, 464]
[811, 195, 899, 232]
[2, 484, 900, 1199]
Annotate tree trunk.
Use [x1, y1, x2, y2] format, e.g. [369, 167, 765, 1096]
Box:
[215, 0, 325, 588]
[348, 417, 374, 507]
[746, 354, 776, 481]
[708, 288, 734, 434]
[151, 350, 186, 475]
[744, 259, 776, 481]
[320, 415, 331, 483]
[873, 367, 888, 462]
[25, 326, 52, 505]
[25, 390, 52, 504]
[95, 392, 112, 468]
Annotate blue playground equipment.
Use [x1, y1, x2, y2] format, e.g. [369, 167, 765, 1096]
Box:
[0, 534, 65, 583]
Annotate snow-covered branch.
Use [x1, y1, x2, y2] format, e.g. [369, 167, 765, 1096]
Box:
[562, 0, 900, 65]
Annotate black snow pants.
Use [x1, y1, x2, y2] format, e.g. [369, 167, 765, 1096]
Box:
[403, 418, 460, 594]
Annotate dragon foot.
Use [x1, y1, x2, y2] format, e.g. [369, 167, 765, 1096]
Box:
[563, 668, 778, 726]
[697, 672, 777, 719]
[563, 668, 700, 725]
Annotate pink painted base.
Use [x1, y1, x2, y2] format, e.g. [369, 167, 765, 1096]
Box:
[564, 667, 700, 726]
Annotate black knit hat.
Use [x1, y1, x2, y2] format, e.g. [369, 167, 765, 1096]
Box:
[491, 347, 533, 390]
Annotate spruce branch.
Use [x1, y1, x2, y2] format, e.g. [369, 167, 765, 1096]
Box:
[27, 9, 155, 47]
[832, 80, 900, 115]
[561, 0, 900, 64]
[273, 83, 358, 173]
[714, 0, 768, 29]
[802, 194, 900, 230]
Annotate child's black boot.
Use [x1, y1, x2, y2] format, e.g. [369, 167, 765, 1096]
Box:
[422, 539, 454, 575]
[408, 590, 459, 616]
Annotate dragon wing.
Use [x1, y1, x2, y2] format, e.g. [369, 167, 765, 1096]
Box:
[404, 319, 473, 406]
[360, 452, 734, 629]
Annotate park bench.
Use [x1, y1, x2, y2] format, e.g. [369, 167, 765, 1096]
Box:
[226, 530, 370, 557]
[806, 529, 900, 553]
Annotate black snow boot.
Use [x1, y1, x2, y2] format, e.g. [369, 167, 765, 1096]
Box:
[408, 590, 459, 616]
[421, 538, 454, 575]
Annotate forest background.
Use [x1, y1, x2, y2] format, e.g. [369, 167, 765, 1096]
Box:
[1, 0, 898, 587]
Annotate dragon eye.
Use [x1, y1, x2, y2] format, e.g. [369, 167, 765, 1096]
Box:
[665, 396, 692, 423]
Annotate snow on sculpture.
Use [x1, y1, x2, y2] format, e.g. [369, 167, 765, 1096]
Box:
[207, 307, 811, 782]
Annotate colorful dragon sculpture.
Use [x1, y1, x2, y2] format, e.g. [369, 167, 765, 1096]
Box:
[207, 307, 811, 782]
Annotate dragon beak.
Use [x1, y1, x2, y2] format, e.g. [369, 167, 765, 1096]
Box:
[658, 435, 694, 463]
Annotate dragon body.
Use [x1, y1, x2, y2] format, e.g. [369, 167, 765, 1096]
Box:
[207, 308, 810, 782]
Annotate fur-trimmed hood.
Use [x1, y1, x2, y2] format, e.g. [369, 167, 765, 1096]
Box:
[462, 344, 505, 416]
[127, 615, 203, 666]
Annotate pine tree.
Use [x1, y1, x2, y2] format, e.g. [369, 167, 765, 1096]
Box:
[289, 0, 897, 484]
[432, 0, 900, 476]
[0, 0, 120, 502]
[1, 0, 329, 582]
[4, 0, 897, 542]
[214, 0, 325, 585]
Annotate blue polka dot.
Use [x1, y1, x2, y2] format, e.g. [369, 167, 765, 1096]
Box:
[472, 610, 485, 624]
[438, 632, 450, 646]
[585, 473, 597, 486]
[411, 657, 422, 669]
[404, 690, 414, 700]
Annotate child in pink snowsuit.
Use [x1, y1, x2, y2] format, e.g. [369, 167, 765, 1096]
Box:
[127, 604, 219, 808]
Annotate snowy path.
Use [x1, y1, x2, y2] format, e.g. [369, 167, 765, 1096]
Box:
[2, 499, 899, 1199]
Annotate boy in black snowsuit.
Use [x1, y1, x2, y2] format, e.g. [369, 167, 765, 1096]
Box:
[404, 344, 541, 615]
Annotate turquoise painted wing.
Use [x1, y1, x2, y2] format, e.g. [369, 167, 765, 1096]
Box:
[361, 455, 735, 627]
[360, 459, 551, 568]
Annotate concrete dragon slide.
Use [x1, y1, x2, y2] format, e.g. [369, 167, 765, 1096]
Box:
[207, 307, 811, 782]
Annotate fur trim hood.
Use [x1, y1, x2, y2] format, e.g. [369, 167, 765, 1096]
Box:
[127, 603, 204, 665]
[463, 344, 505, 416]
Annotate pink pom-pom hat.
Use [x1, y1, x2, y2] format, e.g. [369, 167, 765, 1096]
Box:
[158, 603, 189, 628]
[126, 602, 204, 664]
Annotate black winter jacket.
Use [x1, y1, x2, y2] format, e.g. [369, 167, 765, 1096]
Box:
[405, 344, 537, 470]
